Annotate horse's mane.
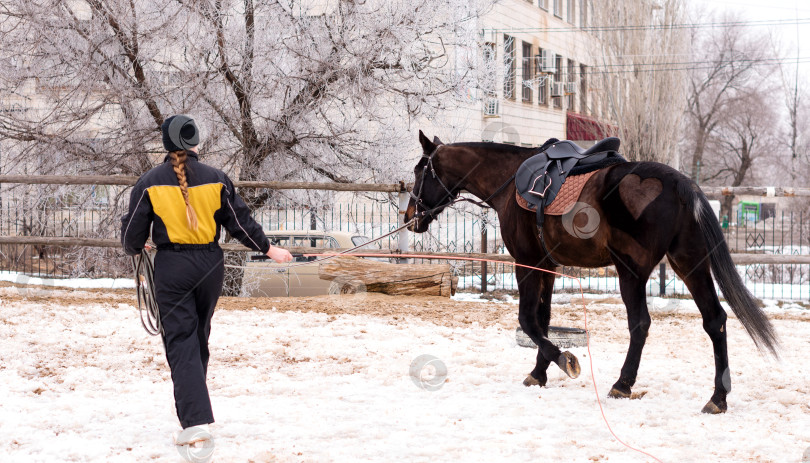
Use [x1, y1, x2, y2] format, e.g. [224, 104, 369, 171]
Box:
[447, 142, 542, 156]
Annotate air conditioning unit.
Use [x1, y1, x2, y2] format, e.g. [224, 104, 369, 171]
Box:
[483, 97, 500, 117]
[481, 28, 497, 44]
[566, 82, 577, 94]
[540, 49, 557, 73]
[550, 82, 565, 97]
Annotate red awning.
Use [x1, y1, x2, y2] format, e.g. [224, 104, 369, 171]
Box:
[566, 112, 615, 141]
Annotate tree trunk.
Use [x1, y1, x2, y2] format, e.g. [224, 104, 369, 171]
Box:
[720, 140, 753, 223]
[720, 195, 734, 223]
[319, 256, 457, 297]
[690, 126, 707, 182]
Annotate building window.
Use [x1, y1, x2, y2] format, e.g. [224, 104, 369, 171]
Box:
[580, 0, 588, 29]
[580, 64, 588, 113]
[522, 42, 533, 103]
[537, 50, 548, 106]
[552, 54, 562, 108]
[568, 59, 576, 110]
[539, 0, 548, 10]
[553, 0, 562, 18]
[504, 35, 515, 100]
[567, 0, 575, 24]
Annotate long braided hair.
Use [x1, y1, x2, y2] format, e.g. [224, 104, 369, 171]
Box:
[168, 150, 198, 230]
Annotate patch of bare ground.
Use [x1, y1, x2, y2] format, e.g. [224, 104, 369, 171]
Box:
[0, 281, 806, 330]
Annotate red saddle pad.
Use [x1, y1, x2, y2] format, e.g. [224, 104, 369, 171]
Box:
[516, 169, 599, 215]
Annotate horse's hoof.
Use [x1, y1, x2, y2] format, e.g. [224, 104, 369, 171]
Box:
[608, 387, 631, 399]
[557, 351, 581, 379]
[701, 399, 727, 414]
[523, 374, 545, 387]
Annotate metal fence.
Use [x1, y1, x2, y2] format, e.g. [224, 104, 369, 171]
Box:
[1, 181, 809, 301]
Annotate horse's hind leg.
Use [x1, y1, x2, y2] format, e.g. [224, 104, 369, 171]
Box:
[667, 253, 730, 413]
[607, 264, 653, 399]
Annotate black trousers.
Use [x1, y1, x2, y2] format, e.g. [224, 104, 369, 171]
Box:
[154, 247, 224, 428]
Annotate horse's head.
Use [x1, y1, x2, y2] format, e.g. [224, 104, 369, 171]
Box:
[405, 130, 459, 233]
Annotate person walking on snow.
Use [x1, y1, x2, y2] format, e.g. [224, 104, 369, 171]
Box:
[121, 114, 292, 452]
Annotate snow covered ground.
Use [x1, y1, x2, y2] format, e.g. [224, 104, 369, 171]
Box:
[0, 271, 135, 290]
[1, 285, 809, 462]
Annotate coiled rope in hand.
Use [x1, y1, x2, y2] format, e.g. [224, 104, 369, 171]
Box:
[132, 249, 161, 336]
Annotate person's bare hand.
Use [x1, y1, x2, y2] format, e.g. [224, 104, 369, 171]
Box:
[267, 246, 293, 263]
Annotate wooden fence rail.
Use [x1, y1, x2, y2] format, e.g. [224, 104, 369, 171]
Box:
[1, 236, 809, 265]
[0, 175, 406, 192]
[3, 175, 810, 197]
[700, 186, 810, 198]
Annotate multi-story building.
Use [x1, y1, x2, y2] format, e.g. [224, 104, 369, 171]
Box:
[429, 0, 609, 148]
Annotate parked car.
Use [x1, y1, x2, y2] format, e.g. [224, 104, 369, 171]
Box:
[241, 230, 376, 297]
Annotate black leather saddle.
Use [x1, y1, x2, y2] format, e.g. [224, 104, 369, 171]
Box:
[515, 137, 626, 227]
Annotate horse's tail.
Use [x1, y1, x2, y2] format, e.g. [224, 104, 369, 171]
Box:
[686, 184, 780, 357]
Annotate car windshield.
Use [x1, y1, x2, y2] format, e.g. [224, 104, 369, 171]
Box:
[351, 236, 372, 246]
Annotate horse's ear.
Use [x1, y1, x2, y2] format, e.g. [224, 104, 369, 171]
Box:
[418, 130, 436, 154]
[433, 136, 444, 145]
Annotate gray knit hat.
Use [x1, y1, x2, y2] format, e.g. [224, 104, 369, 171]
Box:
[161, 115, 200, 152]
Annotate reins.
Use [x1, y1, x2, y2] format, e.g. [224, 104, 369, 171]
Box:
[132, 249, 161, 336]
[224, 218, 417, 270]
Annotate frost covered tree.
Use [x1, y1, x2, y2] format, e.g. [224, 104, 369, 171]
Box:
[778, 63, 809, 186]
[702, 89, 779, 218]
[589, 0, 689, 165]
[0, 0, 491, 206]
[681, 12, 773, 184]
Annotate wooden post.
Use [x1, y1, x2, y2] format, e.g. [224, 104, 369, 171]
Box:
[397, 182, 409, 264]
[659, 262, 666, 296]
[481, 220, 488, 293]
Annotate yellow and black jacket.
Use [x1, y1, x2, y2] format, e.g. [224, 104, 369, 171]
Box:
[121, 151, 270, 256]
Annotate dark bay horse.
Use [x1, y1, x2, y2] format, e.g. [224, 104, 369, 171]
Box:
[404, 131, 779, 414]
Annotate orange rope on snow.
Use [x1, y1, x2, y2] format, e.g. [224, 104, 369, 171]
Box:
[310, 251, 665, 463]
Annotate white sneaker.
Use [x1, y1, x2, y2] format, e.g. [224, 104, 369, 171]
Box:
[176, 424, 211, 445]
[176, 425, 215, 462]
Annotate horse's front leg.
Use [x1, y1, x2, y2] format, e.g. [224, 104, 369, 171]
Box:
[518, 267, 580, 386]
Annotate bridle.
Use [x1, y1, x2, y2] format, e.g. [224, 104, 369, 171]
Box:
[410, 145, 518, 226]
[409, 146, 459, 223]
